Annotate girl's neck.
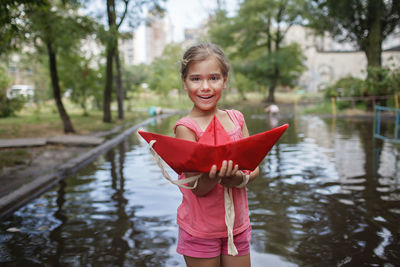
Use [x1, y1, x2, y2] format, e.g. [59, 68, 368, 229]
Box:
[189, 107, 220, 119]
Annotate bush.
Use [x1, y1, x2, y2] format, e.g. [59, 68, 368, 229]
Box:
[388, 68, 400, 94]
[0, 65, 25, 117]
[324, 76, 364, 98]
[364, 66, 393, 96]
[0, 93, 25, 117]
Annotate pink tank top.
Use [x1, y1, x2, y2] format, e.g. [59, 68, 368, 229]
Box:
[173, 109, 250, 238]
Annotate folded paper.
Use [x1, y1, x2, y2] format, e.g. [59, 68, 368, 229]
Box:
[138, 115, 289, 174]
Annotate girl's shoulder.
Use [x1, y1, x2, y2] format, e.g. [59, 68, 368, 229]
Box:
[174, 116, 203, 137]
[225, 109, 245, 127]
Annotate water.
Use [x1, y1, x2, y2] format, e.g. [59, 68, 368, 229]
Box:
[1, 105, 399, 266]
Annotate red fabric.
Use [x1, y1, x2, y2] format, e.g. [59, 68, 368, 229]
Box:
[138, 116, 288, 174]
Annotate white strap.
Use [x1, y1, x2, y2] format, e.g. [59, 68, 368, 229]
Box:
[224, 187, 238, 256]
[235, 172, 250, 188]
[148, 140, 201, 189]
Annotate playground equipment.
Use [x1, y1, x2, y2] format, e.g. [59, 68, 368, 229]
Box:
[373, 105, 400, 144]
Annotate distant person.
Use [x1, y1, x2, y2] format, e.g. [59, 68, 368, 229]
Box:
[148, 106, 163, 116]
[173, 43, 259, 266]
[265, 104, 280, 128]
[265, 104, 279, 115]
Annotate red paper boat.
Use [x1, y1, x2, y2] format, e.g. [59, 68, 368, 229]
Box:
[138, 116, 288, 174]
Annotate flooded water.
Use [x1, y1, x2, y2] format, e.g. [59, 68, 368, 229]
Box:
[1, 104, 399, 266]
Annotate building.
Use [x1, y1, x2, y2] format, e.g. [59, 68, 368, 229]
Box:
[118, 13, 173, 65]
[284, 25, 400, 92]
[145, 13, 173, 63]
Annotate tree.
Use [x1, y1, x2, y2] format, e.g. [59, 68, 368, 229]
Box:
[58, 52, 103, 115]
[99, 0, 165, 123]
[26, 1, 94, 133]
[307, 0, 400, 67]
[0, 0, 46, 56]
[148, 44, 183, 95]
[209, 0, 306, 102]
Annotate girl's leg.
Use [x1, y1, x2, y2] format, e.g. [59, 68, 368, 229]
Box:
[221, 253, 251, 267]
[184, 255, 221, 267]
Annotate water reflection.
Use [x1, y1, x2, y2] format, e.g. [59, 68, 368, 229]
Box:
[1, 107, 400, 266]
[49, 180, 67, 265]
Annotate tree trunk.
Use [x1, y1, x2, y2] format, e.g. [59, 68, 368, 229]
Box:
[103, 44, 114, 123]
[46, 42, 75, 133]
[364, 0, 382, 67]
[114, 43, 124, 120]
[103, 0, 117, 123]
[267, 65, 279, 103]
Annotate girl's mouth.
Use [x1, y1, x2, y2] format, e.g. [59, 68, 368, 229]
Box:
[198, 95, 213, 100]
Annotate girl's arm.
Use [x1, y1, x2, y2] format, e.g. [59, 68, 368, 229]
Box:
[175, 125, 219, 196]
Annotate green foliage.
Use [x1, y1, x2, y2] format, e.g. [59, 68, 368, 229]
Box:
[208, 0, 306, 98]
[0, 65, 24, 117]
[324, 76, 364, 98]
[58, 52, 103, 114]
[232, 72, 258, 98]
[306, 0, 400, 67]
[123, 63, 150, 95]
[364, 66, 393, 96]
[27, 1, 95, 53]
[323, 67, 400, 110]
[389, 69, 400, 94]
[0, 94, 25, 118]
[0, 64, 10, 91]
[0, 0, 46, 55]
[147, 43, 183, 95]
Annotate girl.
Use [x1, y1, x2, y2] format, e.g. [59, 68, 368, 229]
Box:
[174, 43, 259, 267]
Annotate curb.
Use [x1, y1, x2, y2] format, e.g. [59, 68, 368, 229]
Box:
[0, 112, 179, 218]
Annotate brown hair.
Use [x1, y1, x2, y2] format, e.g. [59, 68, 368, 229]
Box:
[180, 43, 230, 79]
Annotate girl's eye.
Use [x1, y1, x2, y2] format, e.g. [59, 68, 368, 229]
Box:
[209, 75, 220, 81]
[190, 77, 201, 82]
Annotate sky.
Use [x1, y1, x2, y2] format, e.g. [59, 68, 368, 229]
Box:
[84, 0, 240, 42]
[165, 0, 239, 42]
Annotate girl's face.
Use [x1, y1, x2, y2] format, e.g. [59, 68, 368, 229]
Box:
[182, 57, 227, 113]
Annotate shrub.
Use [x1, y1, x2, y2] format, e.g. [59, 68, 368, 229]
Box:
[0, 66, 25, 117]
[0, 93, 25, 117]
[364, 66, 392, 96]
[324, 76, 364, 98]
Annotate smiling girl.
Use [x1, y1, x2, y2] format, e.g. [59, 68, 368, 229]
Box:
[174, 43, 259, 267]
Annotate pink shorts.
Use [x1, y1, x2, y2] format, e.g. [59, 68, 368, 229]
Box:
[176, 226, 251, 258]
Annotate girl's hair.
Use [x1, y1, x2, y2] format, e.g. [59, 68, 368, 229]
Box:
[180, 43, 230, 79]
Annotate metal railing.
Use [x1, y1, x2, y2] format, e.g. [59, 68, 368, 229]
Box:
[373, 105, 400, 144]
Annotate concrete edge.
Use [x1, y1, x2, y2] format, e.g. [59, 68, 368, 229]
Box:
[0, 112, 180, 218]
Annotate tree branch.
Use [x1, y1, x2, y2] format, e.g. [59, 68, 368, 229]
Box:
[117, 0, 129, 29]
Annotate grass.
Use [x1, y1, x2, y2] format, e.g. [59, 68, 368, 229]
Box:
[0, 149, 30, 168]
[0, 100, 148, 139]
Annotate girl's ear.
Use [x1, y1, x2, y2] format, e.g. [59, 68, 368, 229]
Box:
[223, 74, 228, 89]
[182, 77, 188, 91]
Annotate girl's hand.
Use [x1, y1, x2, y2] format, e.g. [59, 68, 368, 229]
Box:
[210, 160, 243, 188]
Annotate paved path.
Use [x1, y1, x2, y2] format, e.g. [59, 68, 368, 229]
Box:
[0, 136, 104, 148]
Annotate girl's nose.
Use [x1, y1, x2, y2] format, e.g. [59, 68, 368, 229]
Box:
[200, 79, 211, 90]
